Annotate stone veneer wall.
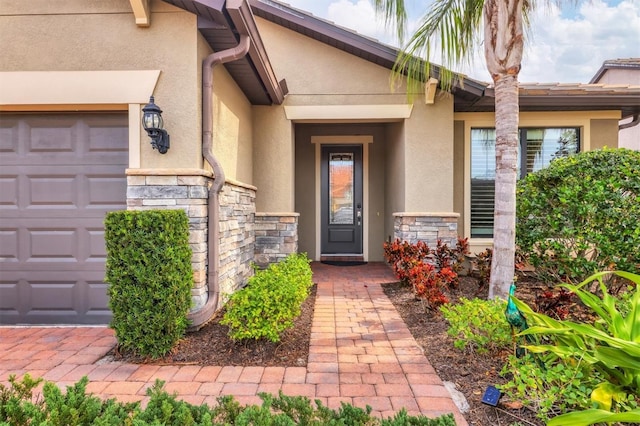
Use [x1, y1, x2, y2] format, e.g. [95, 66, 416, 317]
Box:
[254, 213, 300, 269]
[126, 172, 296, 312]
[393, 212, 460, 246]
[126, 170, 211, 310]
[217, 180, 256, 302]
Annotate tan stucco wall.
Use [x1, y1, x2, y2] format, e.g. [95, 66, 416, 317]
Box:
[592, 68, 640, 150]
[253, 106, 294, 211]
[255, 18, 408, 104]
[211, 63, 254, 184]
[403, 98, 455, 211]
[590, 119, 620, 150]
[0, 0, 202, 169]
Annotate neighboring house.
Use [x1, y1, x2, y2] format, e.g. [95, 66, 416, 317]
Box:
[1, 0, 638, 327]
[590, 58, 640, 150]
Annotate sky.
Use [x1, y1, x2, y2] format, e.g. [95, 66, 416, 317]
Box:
[275, 0, 640, 83]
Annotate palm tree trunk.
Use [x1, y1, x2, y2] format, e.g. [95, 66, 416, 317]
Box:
[489, 74, 519, 299]
[483, 0, 523, 299]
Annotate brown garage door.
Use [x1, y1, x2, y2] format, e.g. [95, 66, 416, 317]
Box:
[0, 112, 128, 324]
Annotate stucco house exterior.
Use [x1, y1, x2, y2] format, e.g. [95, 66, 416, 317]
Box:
[590, 58, 640, 150]
[1, 0, 639, 327]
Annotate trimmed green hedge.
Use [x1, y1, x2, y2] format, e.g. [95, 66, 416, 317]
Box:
[221, 253, 313, 342]
[104, 210, 193, 359]
[516, 148, 640, 283]
[0, 375, 458, 425]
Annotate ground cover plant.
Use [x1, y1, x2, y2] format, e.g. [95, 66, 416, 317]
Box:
[0, 375, 457, 426]
[104, 210, 193, 359]
[516, 148, 640, 284]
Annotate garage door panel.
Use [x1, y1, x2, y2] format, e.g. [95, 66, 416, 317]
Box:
[0, 176, 18, 208]
[0, 117, 19, 153]
[87, 281, 111, 312]
[28, 175, 78, 207]
[87, 175, 127, 207]
[0, 112, 127, 324]
[29, 229, 78, 261]
[0, 280, 19, 310]
[0, 229, 18, 261]
[30, 125, 76, 153]
[30, 281, 77, 310]
[87, 228, 108, 260]
[87, 124, 129, 153]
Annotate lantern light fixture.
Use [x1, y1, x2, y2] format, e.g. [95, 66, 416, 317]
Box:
[142, 96, 170, 154]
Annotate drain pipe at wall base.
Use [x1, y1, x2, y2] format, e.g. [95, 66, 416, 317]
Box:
[187, 34, 251, 330]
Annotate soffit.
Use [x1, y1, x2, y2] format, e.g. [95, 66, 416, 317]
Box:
[162, 0, 285, 105]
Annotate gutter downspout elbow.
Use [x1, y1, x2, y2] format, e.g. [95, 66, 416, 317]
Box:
[619, 114, 640, 131]
[187, 34, 251, 330]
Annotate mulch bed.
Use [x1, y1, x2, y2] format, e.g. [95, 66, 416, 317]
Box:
[110, 274, 562, 425]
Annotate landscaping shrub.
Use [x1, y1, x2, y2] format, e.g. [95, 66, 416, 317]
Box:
[440, 298, 512, 354]
[383, 238, 469, 310]
[0, 375, 459, 425]
[516, 148, 640, 284]
[221, 253, 313, 342]
[105, 210, 193, 359]
[511, 271, 640, 425]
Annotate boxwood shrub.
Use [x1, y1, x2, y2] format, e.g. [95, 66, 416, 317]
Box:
[104, 209, 193, 359]
[221, 253, 313, 342]
[516, 148, 640, 283]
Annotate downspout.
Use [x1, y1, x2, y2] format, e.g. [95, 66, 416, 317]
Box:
[188, 34, 251, 329]
[619, 114, 640, 130]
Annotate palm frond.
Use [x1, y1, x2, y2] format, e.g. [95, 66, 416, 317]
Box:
[388, 0, 484, 95]
[372, 0, 408, 43]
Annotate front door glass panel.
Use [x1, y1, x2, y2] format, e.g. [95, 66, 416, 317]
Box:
[329, 153, 354, 225]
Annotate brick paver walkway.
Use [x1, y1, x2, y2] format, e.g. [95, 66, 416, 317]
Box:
[0, 262, 468, 425]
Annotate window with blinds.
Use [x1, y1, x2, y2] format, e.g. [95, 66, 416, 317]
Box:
[470, 128, 579, 238]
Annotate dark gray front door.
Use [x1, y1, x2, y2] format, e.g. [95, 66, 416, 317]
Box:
[321, 145, 363, 254]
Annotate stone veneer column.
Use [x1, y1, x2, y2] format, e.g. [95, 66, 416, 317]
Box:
[393, 212, 460, 246]
[217, 180, 256, 303]
[126, 169, 211, 310]
[254, 213, 300, 269]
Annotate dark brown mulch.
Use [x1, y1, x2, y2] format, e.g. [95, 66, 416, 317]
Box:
[111, 274, 560, 425]
[111, 285, 316, 367]
[382, 277, 545, 426]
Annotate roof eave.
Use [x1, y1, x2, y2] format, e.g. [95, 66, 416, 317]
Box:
[227, 0, 286, 104]
[249, 0, 488, 101]
[457, 91, 640, 118]
[162, 0, 285, 105]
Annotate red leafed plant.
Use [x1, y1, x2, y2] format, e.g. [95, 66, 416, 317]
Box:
[383, 238, 469, 310]
[534, 287, 575, 320]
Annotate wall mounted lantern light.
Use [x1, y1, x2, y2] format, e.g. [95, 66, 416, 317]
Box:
[142, 96, 170, 154]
